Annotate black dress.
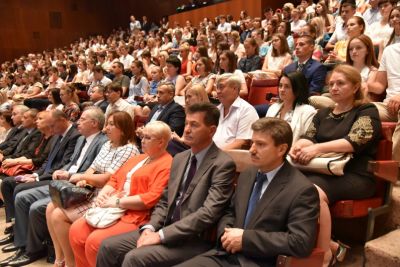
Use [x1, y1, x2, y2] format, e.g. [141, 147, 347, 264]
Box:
[301, 103, 381, 203]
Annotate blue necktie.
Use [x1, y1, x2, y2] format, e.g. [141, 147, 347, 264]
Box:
[44, 136, 62, 173]
[244, 172, 268, 228]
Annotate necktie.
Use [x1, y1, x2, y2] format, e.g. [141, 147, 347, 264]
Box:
[44, 136, 63, 173]
[244, 172, 268, 228]
[71, 139, 88, 167]
[170, 155, 197, 223]
[297, 63, 305, 72]
[15, 132, 29, 153]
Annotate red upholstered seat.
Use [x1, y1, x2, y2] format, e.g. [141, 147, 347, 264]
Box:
[247, 78, 279, 106]
[330, 122, 399, 241]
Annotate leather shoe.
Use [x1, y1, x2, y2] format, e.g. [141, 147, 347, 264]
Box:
[0, 248, 24, 266]
[3, 225, 13, 235]
[8, 251, 44, 266]
[1, 243, 18, 253]
[0, 233, 14, 246]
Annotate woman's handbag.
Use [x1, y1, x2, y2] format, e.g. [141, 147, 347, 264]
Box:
[287, 153, 352, 176]
[84, 206, 126, 228]
[49, 180, 95, 209]
[0, 163, 35, 176]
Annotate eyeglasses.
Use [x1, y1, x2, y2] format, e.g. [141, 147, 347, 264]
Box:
[142, 135, 160, 142]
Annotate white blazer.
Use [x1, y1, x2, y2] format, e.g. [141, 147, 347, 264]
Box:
[266, 103, 316, 143]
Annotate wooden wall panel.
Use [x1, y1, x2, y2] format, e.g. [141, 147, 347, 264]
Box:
[0, 0, 115, 63]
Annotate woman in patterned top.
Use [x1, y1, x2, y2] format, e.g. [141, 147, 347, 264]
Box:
[46, 111, 139, 267]
[289, 65, 381, 266]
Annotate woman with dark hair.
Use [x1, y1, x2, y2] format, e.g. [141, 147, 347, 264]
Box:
[65, 64, 78, 83]
[213, 41, 230, 74]
[238, 38, 262, 73]
[60, 85, 81, 122]
[277, 21, 295, 52]
[127, 60, 149, 104]
[214, 50, 248, 97]
[261, 33, 292, 77]
[182, 57, 215, 95]
[163, 56, 186, 96]
[0, 111, 13, 144]
[159, 33, 173, 53]
[46, 88, 64, 111]
[266, 72, 316, 142]
[290, 65, 381, 266]
[315, 0, 335, 33]
[386, 6, 400, 46]
[367, 0, 396, 46]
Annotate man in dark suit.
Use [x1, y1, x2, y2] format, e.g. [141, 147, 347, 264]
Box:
[0, 105, 30, 161]
[2, 109, 42, 162]
[177, 117, 320, 267]
[143, 81, 185, 136]
[0, 108, 107, 266]
[283, 34, 327, 95]
[90, 85, 109, 113]
[0, 110, 80, 252]
[97, 102, 236, 267]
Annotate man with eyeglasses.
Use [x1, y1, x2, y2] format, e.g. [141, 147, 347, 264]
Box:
[104, 83, 134, 120]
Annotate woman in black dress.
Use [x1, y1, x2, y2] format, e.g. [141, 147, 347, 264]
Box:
[290, 64, 381, 266]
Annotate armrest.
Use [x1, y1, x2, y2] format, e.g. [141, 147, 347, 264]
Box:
[368, 160, 399, 183]
[276, 248, 325, 267]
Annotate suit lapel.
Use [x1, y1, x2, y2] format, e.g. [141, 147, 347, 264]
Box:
[236, 167, 258, 227]
[77, 134, 100, 170]
[246, 163, 291, 228]
[168, 150, 191, 207]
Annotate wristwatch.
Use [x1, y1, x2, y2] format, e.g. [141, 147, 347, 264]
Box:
[116, 198, 120, 208]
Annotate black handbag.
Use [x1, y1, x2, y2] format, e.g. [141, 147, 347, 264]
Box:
[49, 180, 94, 209]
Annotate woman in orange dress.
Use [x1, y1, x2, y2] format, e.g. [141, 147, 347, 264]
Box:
[68, 121, 173, 267]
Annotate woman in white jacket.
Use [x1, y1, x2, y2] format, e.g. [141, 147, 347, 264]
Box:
[266, 71, 316, 142]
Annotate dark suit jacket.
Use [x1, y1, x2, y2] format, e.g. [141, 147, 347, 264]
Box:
[36, 126, 80, 180]
[94, 100, 109, 113]
[147, 143, 236, 245]
[283, 58, 327, 95]
[6, 128, 42, 159]
[146, 100, 185, 136]
[209, 161, 319, 267]
[0, 127, 28, 156]
[62, 133, 108, 173]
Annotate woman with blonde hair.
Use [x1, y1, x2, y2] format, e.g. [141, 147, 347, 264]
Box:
[229, 31, 245, 59]
[290, 65, 381, 266]
[315, 1, 335, 33]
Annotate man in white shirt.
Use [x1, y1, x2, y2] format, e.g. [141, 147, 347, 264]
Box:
[88, 66, 112, 95]
[368, 43, 400, 161]
[363, 0, 382, 26]
[326, 1, 356, 51]
[290, 8, 307, 34]
[104, 83, 134, 119]
[118, 45, 134, 71]
[129, 15, 141, 32]
[217, 15, 232, 34]
[213, 73, 259, 149]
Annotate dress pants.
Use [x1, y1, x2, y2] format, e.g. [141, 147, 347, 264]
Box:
[13, 185, 50, 248]
[1, 176, 21, 222]
[96, 231, 213, 267]
[69, 218, 139, 267]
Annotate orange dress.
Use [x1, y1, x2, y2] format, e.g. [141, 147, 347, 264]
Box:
[69, 152, 172, 267]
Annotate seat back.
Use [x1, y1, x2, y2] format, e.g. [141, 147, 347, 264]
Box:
[247, 78, 279, 106]
[133, 115, 148, 130]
